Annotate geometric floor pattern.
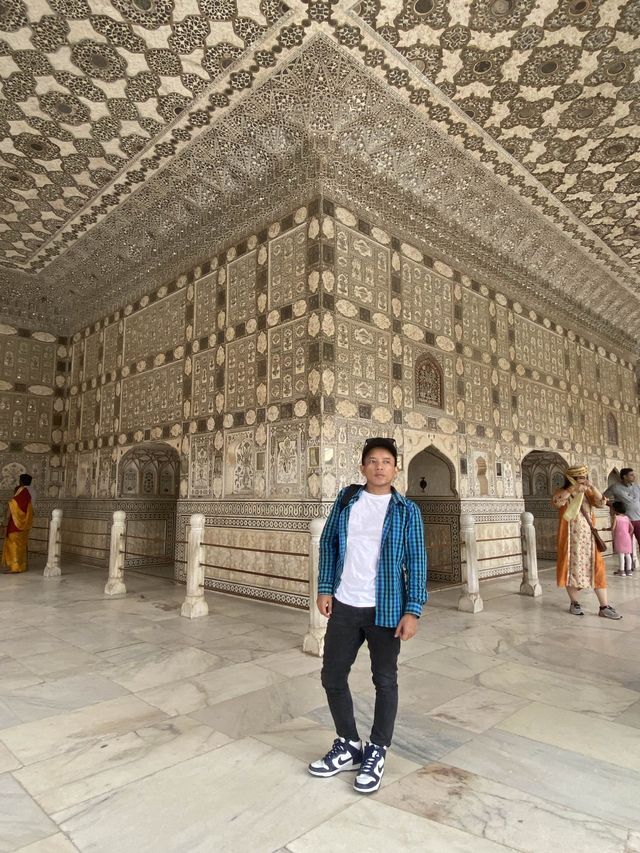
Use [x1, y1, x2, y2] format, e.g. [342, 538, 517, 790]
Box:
[1, 558, 639, 852]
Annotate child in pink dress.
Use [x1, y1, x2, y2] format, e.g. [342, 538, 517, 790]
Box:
[611, 501, 635, 577]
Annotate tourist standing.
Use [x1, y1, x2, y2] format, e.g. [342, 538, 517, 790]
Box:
[308, 437, 427, 794]
[2, 474, 34, 574]
[551, 465, 621, 619]
[610, 501, 635, 578]
[604, 468, 640, 558]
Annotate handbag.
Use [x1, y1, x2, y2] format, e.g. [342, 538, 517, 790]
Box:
[580, 503, 607, 553]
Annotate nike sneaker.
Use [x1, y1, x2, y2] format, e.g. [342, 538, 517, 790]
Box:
[308, 737, 362, 777]
[353, 742, 386, 794]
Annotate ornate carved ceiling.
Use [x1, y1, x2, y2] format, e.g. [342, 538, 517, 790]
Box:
[0, 0, 638, 350]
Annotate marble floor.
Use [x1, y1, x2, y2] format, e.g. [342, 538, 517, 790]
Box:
[1, 557, 639, 853]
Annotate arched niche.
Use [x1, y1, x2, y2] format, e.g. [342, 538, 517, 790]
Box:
[406, 444, 461, 583]
[116, 442, 180, 579]
[117, 443, 179, 499]
[521, 450, 568, 560]
[414, 354, 444, 409]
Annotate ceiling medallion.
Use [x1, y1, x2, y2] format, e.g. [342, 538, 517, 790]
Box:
[606, 60, 626, 76]
[474, 59, 493, 74]
[489, 0, 514, 17]
[539, 60, 558, 75]
[413, 0, 434, 14]
[568, 0, 591, 15]
[574, 104, 594, 119]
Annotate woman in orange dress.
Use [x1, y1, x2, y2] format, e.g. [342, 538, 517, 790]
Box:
[2, 474, 33, 574]
[552, 465, 620, 619]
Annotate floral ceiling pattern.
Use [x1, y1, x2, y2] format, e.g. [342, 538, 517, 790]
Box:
[0, 0, 637, 349]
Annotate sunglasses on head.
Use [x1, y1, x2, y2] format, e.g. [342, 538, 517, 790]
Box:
[364, 437, 397, 447]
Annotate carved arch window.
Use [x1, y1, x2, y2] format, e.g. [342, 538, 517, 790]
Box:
[607, 412, 619, 446]
[142, 464, 156, 495]
[122, 462, 139, 495]
[415, 354, 443, 409]
[117, 444, 179, 498]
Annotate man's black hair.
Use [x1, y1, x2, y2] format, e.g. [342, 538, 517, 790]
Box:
[620, 468, 634, 480]
[361, 437, 398, 464]
[19, 473, 32, 486]
[612, 501, 627, 514]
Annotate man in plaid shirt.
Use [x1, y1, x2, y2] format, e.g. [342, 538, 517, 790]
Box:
[308, 437, 427, 794]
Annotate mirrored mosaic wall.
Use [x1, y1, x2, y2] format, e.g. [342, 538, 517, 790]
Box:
[2, 193, 639, 598]
[41, 195, 639, 592]
[0, 324, 67, 500]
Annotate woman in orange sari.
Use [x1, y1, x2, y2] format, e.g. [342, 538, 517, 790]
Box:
[552, 465, 620, 619]
[2, 474, 33, 574]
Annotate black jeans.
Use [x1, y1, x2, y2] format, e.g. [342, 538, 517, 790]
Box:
[321, 597, 401, 747]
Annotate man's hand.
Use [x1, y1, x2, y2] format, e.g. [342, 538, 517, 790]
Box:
[394, 614, 418, 640]
[317, 595, 333, 618]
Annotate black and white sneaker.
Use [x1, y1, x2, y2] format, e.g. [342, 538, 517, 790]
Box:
[308, 737, 362, 777]
[353, 742, 386, 794]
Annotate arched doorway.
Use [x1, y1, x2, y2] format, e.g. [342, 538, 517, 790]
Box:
[117, 443, 179, 579]
[407, 445, 461, 582]
[521, 450, 567, 560]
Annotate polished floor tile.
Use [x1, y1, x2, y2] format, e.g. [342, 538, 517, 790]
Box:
[0, 557, 638, 853]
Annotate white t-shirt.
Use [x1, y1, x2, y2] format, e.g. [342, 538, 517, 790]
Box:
[335, 490, 392, 608]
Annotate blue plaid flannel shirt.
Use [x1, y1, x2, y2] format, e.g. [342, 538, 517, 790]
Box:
[318, 485, 427, 628]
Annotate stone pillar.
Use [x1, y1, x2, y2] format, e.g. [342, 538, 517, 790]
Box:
[181, 513, 208, 619]
[520, 511, 542, 597]
[458, 513, 483, 613]
[105, 510, 127, 596]
[303, 517, 327, 656]
[43, 508, 63, 578]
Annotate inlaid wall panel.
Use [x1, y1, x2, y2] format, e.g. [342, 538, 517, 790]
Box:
[620, 364, 636, 404]
[83, 333, 100, 381]
[515, 378, 569, 439]
[463, 361, 492, 425]
[268, 319, 308, 404]
[70, 341, 83, 387]
[335, 224, 390, 312]
[598, 357, 620, 401]
[335, 320, 391, 405]
[123, 290, 185, 364]
[192, 348, 219, 418]
[461, 290, 490, 351]
[0, 393, 52, 443]
[80, 389, 97, 442]
[120, 362, 183, 432]
[583, 399, 601, 446]
[0, 336, 55, 386]
[514, 316, 564, 379]
[226, 336, 257, 411]
[580, 346, 597, 390]
[102, 323, 119, 373]
[400, 258, 453, 337]
[227, 251, 257, 325]
[194, 271, 219, 339]
[100, 383, 116, 435]
[269, 225, 307, 310]
[495, 305, 510, 359]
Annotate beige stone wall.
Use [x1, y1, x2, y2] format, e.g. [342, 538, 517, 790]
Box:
[0, 326, 67, 503]
[25, 193, 639, 600]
